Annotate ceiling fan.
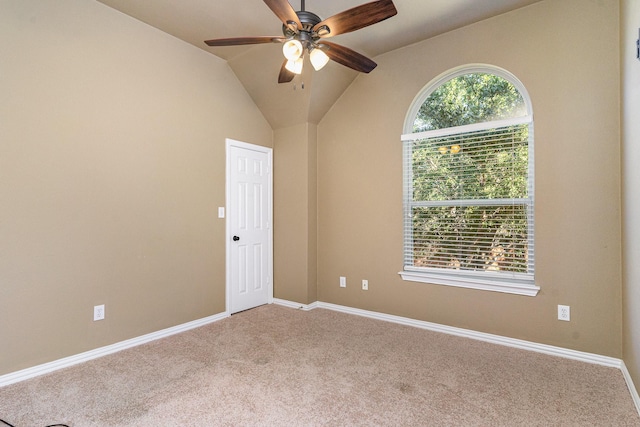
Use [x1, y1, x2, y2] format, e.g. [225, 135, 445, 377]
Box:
[204, 0, 397, 83]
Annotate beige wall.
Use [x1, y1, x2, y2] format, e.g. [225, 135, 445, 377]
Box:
[1, 0, 631, 383]
[317, 0, 622, 357]
[622, 0, 640, 393]
[273, 123, 317, 304]
[0, 0, 272, 375]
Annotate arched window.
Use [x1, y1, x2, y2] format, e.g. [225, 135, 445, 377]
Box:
[400, 65, 537, 296]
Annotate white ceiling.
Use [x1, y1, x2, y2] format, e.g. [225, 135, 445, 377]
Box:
[97, 0, 541, 129]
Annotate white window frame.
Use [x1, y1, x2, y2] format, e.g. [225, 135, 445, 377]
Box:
[399, 64, 538, 296]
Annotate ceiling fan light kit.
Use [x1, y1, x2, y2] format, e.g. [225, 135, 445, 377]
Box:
[282, 39, 303, 61]
[310, 48, 330, 71]
[285, 57, 304, 74]
[204, 0, 397, 83]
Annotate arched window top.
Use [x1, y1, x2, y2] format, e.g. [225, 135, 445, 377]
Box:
[400, 64, 537, 296]
[404, 64, 533, 134]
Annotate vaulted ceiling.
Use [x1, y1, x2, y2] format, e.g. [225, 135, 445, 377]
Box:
[97, 0, 541, 129]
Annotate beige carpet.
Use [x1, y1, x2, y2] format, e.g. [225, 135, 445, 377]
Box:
[1, 304, 639, 426]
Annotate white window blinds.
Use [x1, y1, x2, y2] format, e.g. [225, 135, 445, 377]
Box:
[402, 117, 534, 282]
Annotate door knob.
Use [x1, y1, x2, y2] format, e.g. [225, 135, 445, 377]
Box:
[233, 235, 240, 241]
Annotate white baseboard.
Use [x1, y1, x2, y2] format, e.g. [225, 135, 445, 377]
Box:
[315, 302, 622, 367]
[3, 300, 639, 418]
[272, 298, 318, 311]
[0, 311, 229, 388]
[621, 361, 640, 416]
[302, 300, 639, 417]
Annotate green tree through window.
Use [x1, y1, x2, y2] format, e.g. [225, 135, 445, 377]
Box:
[402, 69, 535, 292]
[414, 73, 527, 132]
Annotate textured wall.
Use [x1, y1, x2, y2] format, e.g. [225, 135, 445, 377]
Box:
[622, 0, 640, 395]
[317, 0, 622, 357]
[273, 123, 317, 304]
[0, 0, 272, 375]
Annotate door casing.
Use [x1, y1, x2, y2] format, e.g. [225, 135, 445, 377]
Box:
[225, 138, 273, 314]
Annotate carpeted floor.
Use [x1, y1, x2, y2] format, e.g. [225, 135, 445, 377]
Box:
[1, 304, 639, 426]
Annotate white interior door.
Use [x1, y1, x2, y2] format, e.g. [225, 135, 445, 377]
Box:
[226, 139, 273, 314]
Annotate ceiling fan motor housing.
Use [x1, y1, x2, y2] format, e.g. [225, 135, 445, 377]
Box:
[283, 10, 326, 44]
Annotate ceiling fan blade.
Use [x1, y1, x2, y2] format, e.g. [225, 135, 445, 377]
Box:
[313, 0, 397, 38]
[320, 41, 377, 73]
[205, 36, 285, 47]
[263, 0, 302, 31]
[278, 59, 295, 84]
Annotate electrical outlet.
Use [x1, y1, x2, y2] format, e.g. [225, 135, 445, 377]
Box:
[362, 279, 368, 290]
[94, 304, 105, 321]
[339, 276, 346, 288]
[558, 305, 570, 321]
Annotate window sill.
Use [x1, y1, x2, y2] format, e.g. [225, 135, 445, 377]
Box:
[399, 269, 539, 296]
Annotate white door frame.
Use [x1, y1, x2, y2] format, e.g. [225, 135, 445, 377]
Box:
[225, 138, 273, 314]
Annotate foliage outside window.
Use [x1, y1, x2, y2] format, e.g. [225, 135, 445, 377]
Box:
[400, 66, 537, 296]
